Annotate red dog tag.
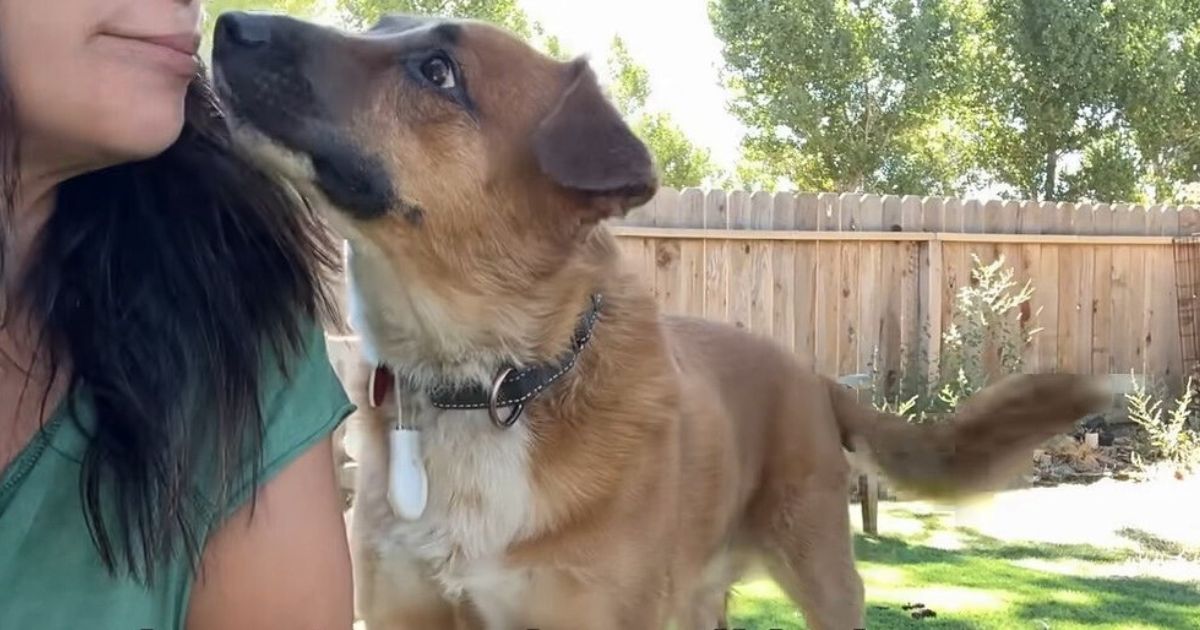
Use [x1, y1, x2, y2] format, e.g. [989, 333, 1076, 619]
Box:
[369, 365, 394, 408]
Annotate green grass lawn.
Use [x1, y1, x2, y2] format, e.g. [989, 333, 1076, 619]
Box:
[729, 488, 1200, 630]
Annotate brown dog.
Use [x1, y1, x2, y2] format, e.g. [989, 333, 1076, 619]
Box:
[212, 13, 1108, 630]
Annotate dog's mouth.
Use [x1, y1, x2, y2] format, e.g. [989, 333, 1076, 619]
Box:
[211, 11, 397, 219]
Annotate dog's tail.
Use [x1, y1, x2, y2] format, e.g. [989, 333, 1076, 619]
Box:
[827, 374, 1110, 500]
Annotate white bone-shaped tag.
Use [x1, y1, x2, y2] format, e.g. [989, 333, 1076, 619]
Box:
[386, 380, 427, 521]
[388, 427, 428, 520]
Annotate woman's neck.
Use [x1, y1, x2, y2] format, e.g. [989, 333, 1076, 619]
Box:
[4, 135, 84, 292]
[1, 181, 61, 462]
[5, 188, 53, 277]
[2, 178, 56, 361]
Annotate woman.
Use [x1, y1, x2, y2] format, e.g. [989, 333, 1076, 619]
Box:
[1, 1, 355, 628]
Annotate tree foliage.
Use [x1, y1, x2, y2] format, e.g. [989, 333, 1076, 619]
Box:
[711, 0, 1200, 203]
[608, 37, 720, 189]
[978, 0, 1119, 201]
[208, 0, 567, 58]
[1061, 130, 1143, 204]
[336, 0, 569, 58]
[710, 0, 979, 195]
[978, 0, 1200, 202]
[339, 0, 530, 34]
[1104, 0, 1200, 203]
[204, 0, 571, 58]
[609, 37, 651, 117]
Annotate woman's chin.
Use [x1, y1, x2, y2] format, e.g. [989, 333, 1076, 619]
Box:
[88, 113, 188, 167]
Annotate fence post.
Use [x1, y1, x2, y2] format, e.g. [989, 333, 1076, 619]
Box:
[837, 373, 879, 536]
[921, 237, 944, 385]
[859, 474, 879, 536]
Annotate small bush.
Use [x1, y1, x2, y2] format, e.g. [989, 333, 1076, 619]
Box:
[871, 254, 1039, 423]
[1124, 375, 1200, 476]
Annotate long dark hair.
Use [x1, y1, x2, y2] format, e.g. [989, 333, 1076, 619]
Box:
[1, 67, 338, 582]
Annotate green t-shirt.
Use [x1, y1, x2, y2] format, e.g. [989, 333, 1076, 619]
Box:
[0, 324, 354, 630]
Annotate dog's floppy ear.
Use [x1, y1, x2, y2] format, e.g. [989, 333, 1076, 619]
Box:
[533, 59, 658, 220]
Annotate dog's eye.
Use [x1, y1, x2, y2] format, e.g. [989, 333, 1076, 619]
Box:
[420, 56, 456, 89]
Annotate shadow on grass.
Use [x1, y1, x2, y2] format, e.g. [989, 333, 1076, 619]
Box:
[729, 524, 1200, 630]
[1116, 527, 1200, 562]
[857, 532, 1200, 628]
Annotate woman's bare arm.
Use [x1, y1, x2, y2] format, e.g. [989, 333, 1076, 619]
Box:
[186, 437, 353, 630]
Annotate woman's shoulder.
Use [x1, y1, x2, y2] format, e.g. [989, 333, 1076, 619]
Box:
[200, 320, 355, 524]
[259, 321, 354, 426]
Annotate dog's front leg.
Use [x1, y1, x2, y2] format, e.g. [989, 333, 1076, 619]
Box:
[675, 586, 731, 630]
[515, 604, 621, 630]
[511, 581, 677, 630]
[503, 574, 630, 630]
[355, 547, 463, 630]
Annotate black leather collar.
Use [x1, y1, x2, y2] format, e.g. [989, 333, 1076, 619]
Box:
[370, 293, 604, 429]
[428, 292, 603, 427]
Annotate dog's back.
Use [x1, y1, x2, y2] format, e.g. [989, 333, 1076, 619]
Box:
[662, 314, 852, 504]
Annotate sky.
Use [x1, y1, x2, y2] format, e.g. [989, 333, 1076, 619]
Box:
[518, 0, 745, 171]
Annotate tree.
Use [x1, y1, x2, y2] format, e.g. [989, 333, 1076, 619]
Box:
[608, 37, 720, 189]
[713, 0, 1200, 203]
[1061, 130, 1144, 204]
[724, 153, 782, 192]
[337, 1, 566, 58]
[336, 0, 570, 57]
[531, 22, 569, 61]
[975, 0, 1200, 203]
[632, 114, 721, 190]
[975, 0, 1118, 201]
[608, 37, 652, 116]
[1104, 0, 1200, 203]
[340, 0, 531, 35]
[710, 0, 980, 195]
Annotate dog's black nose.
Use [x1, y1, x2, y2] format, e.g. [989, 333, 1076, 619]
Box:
[215, 11, 273, 48]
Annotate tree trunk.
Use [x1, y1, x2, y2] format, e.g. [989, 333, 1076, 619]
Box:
[836, 173, 866, 193]
[1043, 151, 1058, 201]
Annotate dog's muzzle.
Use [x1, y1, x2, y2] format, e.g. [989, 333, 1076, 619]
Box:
[211, 12, 398, 219]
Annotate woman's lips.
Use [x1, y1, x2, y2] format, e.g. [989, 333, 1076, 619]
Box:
[99, 31, 201, 78]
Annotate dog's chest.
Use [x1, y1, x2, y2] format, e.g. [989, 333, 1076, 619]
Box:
[376, 399, 536, 607]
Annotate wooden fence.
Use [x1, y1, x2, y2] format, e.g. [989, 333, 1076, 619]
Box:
[325, 189, 1200, 386]
[605, 188, 1200, 386]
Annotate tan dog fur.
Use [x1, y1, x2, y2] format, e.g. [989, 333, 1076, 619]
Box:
[213, 14, 1109, 630]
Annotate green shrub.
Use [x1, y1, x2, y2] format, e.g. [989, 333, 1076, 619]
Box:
[871, 254, 1039, 423]
[1124, 375, 1200, 475]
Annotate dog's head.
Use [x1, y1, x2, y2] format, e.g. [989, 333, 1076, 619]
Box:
[211, 12, 656, 294]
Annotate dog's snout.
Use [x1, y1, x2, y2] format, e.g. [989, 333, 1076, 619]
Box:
[215, 11, 274, 48]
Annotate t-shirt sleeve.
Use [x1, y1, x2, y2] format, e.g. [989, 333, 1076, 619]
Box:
[200, 322, 356, 525]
